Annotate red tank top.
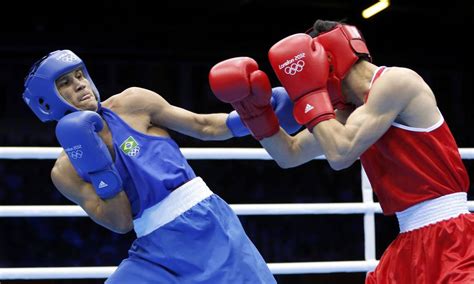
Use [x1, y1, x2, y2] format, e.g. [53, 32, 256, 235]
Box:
[360, 67, 469, 215]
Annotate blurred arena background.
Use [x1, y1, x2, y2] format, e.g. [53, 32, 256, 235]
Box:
[0, 0, 472, 283]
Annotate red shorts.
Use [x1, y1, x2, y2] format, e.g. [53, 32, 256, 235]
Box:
[366, 213, 474, 284]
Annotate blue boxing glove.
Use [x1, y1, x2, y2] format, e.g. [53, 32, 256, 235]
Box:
[226, 87, 302, 137]
[55, 111, 123, 199]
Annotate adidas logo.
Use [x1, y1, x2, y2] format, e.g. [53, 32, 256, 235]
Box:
[304, 104, 314, 113]
[98, 181, 108, 188]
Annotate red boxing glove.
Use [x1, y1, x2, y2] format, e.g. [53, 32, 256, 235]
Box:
[268, 33, 335, 131]
[209, 57, 279, 140]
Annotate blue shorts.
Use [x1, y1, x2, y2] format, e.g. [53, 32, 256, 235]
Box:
[106, 178, 276, 284]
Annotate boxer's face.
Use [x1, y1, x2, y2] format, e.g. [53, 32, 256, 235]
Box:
[55, 68, 98, 111]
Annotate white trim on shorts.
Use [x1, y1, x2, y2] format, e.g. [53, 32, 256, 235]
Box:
[396, 192, 469, 233]
[133, 177, 213, 238]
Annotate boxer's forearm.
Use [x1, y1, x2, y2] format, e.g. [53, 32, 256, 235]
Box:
[194, 113, 234, 140]
[311, 119, 351, 170]
[260, 129, 323, 168]
[86, 190, 133, 234]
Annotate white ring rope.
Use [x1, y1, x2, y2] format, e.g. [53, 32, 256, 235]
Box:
[0, 147, 325, 160]
[2, 202, 474, 217]
[0, 260, 378, 279]
[0, 261, 380, 279]
[1, 147, 472, 279]
[0, 203, 384, 217]
[1, 147, 473, 160]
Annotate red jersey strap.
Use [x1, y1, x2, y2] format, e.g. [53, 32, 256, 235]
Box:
[364, 66, 387, 103]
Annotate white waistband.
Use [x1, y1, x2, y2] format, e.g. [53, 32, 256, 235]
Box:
[133, 177, 213, 238]
[396, 192, 469, 233]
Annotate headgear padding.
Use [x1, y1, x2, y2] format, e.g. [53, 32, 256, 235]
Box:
[23, 50, 101, 122]
[313, 25, 371, 109]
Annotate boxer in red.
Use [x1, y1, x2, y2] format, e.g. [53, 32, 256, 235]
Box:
[210, 19, 474, 283]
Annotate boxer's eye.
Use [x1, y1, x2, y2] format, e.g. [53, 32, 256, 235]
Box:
[57, 78, 69, 87]
[75, 70, 83, 79]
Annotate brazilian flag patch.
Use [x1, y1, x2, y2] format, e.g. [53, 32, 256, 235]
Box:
[120, 136, 140, 157]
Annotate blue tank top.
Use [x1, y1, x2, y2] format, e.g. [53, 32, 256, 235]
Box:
[100, 107, 196, 218]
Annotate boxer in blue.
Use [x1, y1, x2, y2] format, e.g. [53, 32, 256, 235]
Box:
[22, 50, 300, 283]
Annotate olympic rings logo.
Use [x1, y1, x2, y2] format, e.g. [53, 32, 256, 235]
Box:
[127, 145, 140, 157]
[68, 150, 83, 159]
[284, 60, 305, 76]
[61, 54, 79, 63]
[57, 52, 79, 63]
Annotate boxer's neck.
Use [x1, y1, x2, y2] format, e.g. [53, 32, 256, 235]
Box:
[342, 61, 378, 106]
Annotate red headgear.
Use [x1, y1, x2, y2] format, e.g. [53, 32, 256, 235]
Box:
[312, 24, 371, 109]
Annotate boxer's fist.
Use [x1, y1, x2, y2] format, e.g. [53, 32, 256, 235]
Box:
[269, 34, 335, 131]
[55, 111, 123, 199]
[209, 57, 279, 140]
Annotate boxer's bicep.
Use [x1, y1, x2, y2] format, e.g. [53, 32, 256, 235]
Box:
[51, 153, 98, 207]
[122, 87, 231, 140]
[344, 103, 399, 155]
[138, 89, 231, 139]
[136, 88, 208, 132]
[162, 106, 231, 140]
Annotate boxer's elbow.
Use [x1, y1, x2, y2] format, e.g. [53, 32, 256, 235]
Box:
[107, 208, 134, 234]
[99, 213, 133, 234]
[328, 160, 350, 171]
[273, 155, 305, 169]
[111, 221, 134, 234]
[86, 198, 134, 234]
[270, 149, 313, 169]
[326, 155, 355, 171]
[274, 158, 294, 169]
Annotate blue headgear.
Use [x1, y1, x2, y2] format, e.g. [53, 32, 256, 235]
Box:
[23, 50, 101, 122]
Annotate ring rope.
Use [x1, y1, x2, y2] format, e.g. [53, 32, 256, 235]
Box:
[0, 261, 380, 279]
[0, 147, 324, 160]
[0, 203, 384, 217]
[1, 203, 473, 217]
[1, 147, 472, 279]
[1, 147, 473, 160]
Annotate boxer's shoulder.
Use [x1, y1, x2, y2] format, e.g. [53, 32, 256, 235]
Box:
[102, 87, 144, 105]
[371, 67, 422, 95]
[102, 87, 166, 114]
[378, 67, 420, 83]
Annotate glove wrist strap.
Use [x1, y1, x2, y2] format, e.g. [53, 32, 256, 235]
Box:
[89, 167, 123, 199]
[293, 90, 335, 130]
